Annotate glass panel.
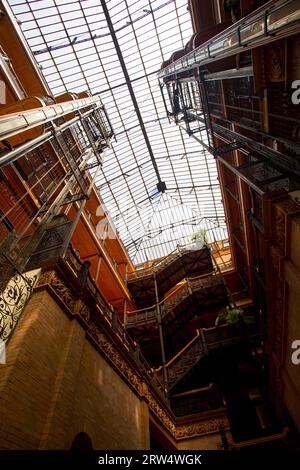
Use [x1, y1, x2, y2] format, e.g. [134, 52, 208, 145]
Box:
[9, 0, 227, 262]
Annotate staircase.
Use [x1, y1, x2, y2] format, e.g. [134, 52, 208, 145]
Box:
[128, 243, 194, 281]
[159, 330, 207, 391]
[126, 273, 226, 329]
[127, 244, 213, 308]
[158, 324, 260, 391]
[162, 274, 228, 334]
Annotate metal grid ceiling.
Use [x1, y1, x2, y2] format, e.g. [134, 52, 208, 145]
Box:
[9, 0, 227, 263]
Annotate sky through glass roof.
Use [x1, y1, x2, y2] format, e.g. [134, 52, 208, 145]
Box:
[9, 0, 228, 263]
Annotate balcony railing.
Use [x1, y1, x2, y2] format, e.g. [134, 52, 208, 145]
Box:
[0, 94, 114, 287]
[155, 324, 260, 390]
[128, 241, 217, 281]
[170, 383, 223, 417]
[63, 244, 168, 402]
[126, 272, 225, 327]
[81, 206, 125, 281]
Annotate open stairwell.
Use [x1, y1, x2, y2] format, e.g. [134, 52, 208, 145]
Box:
[157, 330, 207, 391]
[127, 244, 213, 308]
[126, 273, 227, 329]
[128, 243, 210, 281]
[157, 324, 260, 391]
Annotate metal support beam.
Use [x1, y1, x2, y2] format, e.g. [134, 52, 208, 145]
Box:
[159, 82, 170, 124]
[61, 162, 102, 255]
[185, 110, 300, 181]
[212, 122, 300, 179]
[123, 298, 127, 326]
[52, 133, 88, 196]
[177, 80, 191, 135]
[217, 155, 265, 196]
[159, 0, 300, 79]
[95, 254, 102, 283]
[213, 141, 243, 156]
[196, 73, 214, 148]
[101, 105, 114, 140]
[0, 107, 96, 168]
[204, 66, 253, 81]
[0, 96, 102, 141]
[154, 273, 168, 385]
[100, 0, 163, 186]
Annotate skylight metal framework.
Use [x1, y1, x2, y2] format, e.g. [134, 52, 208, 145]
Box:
[9, 0, 227, 263]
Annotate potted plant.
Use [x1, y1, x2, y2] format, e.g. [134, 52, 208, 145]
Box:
[191, 227, 208, 249]
[215, 307, 255, 327]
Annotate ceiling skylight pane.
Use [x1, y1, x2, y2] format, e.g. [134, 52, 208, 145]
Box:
[9, 0, 227, 262]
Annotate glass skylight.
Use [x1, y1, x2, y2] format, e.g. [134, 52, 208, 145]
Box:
[9, 0, 228, 263]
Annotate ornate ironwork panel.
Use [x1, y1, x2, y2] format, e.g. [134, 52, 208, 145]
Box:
[0, 268, 40, 344]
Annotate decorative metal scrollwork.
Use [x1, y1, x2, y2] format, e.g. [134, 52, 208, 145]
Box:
[0, 269, 40, 343]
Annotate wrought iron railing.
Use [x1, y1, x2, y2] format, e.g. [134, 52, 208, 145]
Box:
[63, 244, 168, 402]
[170, 383, 222, 416]
[231, 427, 289, 448]
[0, 253, 40, 346]
[164, 274, 224, 316]
[126, 272, 225, 327]
[160, 330, 207, 390]
[128, 241, 209, 281]
[156, 323, 260, 390]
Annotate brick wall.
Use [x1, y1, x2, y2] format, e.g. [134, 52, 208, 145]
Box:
[0, 289, 149, 449]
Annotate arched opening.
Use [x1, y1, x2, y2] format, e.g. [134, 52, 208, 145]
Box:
[70, 432, 93, 451]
